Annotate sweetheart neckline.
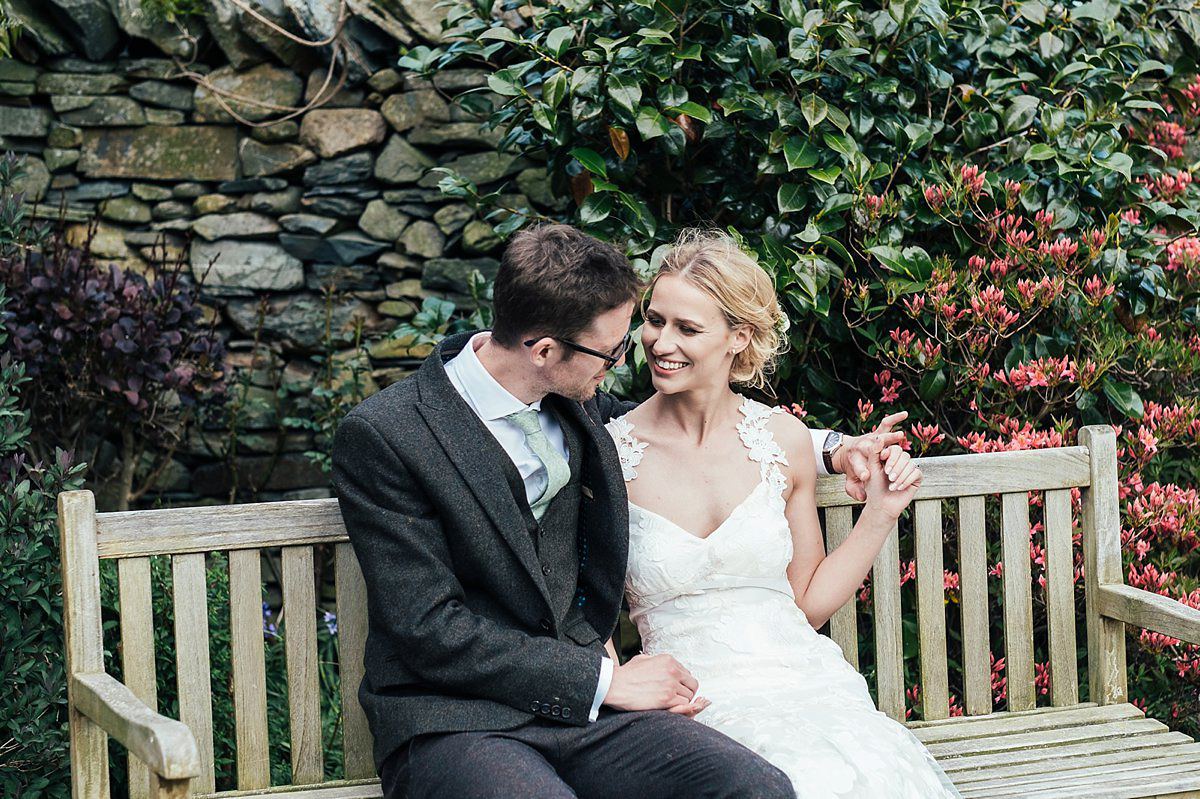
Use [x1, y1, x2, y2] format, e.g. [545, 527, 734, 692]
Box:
[628, 478, 770, 542]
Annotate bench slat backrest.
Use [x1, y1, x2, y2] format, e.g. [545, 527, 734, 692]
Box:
[63, 425, 1127, 795]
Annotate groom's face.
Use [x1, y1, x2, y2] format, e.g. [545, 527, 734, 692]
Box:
[544, 301, 635, 402]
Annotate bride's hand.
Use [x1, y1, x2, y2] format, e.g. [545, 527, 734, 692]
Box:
[865, 444, 922, 518]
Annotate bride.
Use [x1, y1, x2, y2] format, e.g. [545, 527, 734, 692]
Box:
[604, 231, 961, 798]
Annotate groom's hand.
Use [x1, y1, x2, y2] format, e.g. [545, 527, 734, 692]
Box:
[834, 411, 909, 502]
[603, 653, 701, 714]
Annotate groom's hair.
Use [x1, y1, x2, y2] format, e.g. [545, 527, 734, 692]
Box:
[491, 225, 642, 348]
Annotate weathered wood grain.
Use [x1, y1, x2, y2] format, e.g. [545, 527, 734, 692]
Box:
[873, 521, 905, 721]
[336, 543, 374, 780]
[957, 496, 991, 716]
[172, 553, 215, 793]
[1001, 492, 1036, 712]
[815, 447, 1090, 508]
[283, 546, 323, 785]
[118, 557, 157, 799]
[915, 499, 949, 720]
[229, 549, 270, 790]
[1079, 426, 1128, 706]
[823, 505, 859, 669]
[1043, 489, 1079, 707]
[59, 490, 110, 799]
[95, 499, 347, 558]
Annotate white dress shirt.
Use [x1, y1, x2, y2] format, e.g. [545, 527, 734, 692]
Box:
[445, 332, 834, 721]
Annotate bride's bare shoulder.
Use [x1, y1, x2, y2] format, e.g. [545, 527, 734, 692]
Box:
[764, 407, 817, 471]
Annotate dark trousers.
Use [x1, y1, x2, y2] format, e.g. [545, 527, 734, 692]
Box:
[381, 709, 795, 799]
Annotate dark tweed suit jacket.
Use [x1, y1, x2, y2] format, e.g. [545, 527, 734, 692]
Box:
[331, 331, 634, 770]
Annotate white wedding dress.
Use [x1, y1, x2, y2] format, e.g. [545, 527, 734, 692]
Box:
[607, 398, 961, 799]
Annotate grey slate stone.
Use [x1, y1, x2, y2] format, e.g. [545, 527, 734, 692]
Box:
[191, 239, 304, 291]
[62, 180, 131, 201]
[303, 152, 374, 186]
[0, 82, 35, 98]
[380, 90, 449, 132]
[218, 177, 288, 194]
[307, 262, 382, 292]
[192, 212, 281, 241]
[299, 108, 386, 158]
[280, 213, 338, 235]
[174, 182, 208, 198]
[421, 256, 501, 294]
[249, 120, 300, 142]
[279, 231, 389, 265]
[59, 97, 147, 127]
[245, 186, 302, 215]
[358, 199, 411, 242]
[407, 122, 504, 148]
[0, 60, 38, 83]
[36, 73, 127, 95]
[433, 203, 472, 234]
[144, 108, 186, 126]
[43, 148, 80, 172]
[239, 138, 317, 177]
[129, 80, 195, 110]
[131, 183, 174, 201]
[47, 122, 82, 148]
[302, 185, 378, 199]
[119, 58, 180, 79]
[374, 135, 434, 184]
[400, 220, 445, 259]
[153, 200, 193, 220]
[0, 106, 53, 137]
[100, 196, 151, 223]
[194, 64, 303, 123]
[44, 0, 121, 61]
[300, 195, 365, 216]
[11, 157, 50, 202]
[79, 126, 238, 181]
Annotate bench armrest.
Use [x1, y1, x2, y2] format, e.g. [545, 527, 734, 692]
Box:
[72, 672, 201, 781]
[1097, 584, 1200, 646]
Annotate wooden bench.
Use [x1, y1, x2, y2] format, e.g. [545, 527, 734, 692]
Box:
[59, 424, 1200, 798]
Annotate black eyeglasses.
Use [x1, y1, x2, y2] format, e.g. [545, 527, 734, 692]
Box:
[523, 332, 633, 369]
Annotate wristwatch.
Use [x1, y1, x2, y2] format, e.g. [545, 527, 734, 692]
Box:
[821, 430, 843, 473]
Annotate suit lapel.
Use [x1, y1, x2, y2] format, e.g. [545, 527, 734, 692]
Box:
[415, 334, 551, 605]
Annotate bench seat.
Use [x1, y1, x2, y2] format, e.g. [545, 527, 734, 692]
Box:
[912, 703, 1200, 798]
[58, 426, 1200, 798]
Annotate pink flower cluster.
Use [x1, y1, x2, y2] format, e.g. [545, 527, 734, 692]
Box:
[993, 356, 1079, 392]
[1167, 236, 1200, 278]
[957, 418, 1067, 453]
[1148, 120, 1188, 161]
[1138, 170, 1193, 202]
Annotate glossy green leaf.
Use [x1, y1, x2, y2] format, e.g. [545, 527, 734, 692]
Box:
[808, 165, 842, 184]
[784, 137, 819, 170]
[1004, 95, 1040, 132]
[777, 183, 808, 213]
[800, 93, 828, 128]
[1103, 379, 1144, 418]
[1096, 152, 1132, 180]
[579, 192, 614, 224]
[543, 71, 568, 110]
[607, 75, 642, 118]
[1024, 143, 1056, 161]
[571, 147, 608, 178]
[668, 101, 713, 123]
[635, 106, 671, 140]
[545, 26, 575, 57]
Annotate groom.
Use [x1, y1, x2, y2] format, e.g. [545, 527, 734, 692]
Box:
[332, 224, 900, 798]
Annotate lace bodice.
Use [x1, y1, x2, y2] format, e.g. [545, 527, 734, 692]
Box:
[604, 398, 961, 798]
[606, 398, 795, 624]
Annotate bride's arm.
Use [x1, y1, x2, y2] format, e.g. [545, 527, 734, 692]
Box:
[774, 416, 921, 628]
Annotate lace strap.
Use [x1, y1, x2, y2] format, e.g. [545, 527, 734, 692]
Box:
[736, 398, 789, 492]
[606, 416, 647, 481]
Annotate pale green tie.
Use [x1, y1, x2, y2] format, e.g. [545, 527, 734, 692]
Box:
[507, 408, 571, 520]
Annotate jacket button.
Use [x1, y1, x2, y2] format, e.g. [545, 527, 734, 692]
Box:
[551, 705, 561, 716]
[530, 701, 540, 712]
[562, 707, 572, 719]
[539, 618, 552, 631]
[542, 564, 552, 575]
[540, 703, 551, 714]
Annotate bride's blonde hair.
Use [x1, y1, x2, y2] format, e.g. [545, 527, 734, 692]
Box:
[647, 230, 789, 391]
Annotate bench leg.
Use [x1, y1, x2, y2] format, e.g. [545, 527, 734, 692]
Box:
[151, 774, 191, 798]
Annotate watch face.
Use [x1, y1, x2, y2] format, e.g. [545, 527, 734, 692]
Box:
[824, 431, 843, 451]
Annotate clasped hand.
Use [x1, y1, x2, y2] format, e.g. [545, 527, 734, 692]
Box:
[604, 653, 711, 717]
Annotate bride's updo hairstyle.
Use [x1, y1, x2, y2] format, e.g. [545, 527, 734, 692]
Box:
[648, 229, 789, 391]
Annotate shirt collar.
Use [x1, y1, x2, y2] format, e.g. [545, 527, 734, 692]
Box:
[452, 332, 542, 421]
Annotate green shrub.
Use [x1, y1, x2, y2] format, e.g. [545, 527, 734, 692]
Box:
[407, 0, 1200, 731]
[0, 154, 85, 799]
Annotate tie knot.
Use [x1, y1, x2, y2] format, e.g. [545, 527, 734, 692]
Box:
[506, 408, 542, 435]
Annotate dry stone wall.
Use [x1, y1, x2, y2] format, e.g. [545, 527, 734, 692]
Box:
[0, 4, 557, 507]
